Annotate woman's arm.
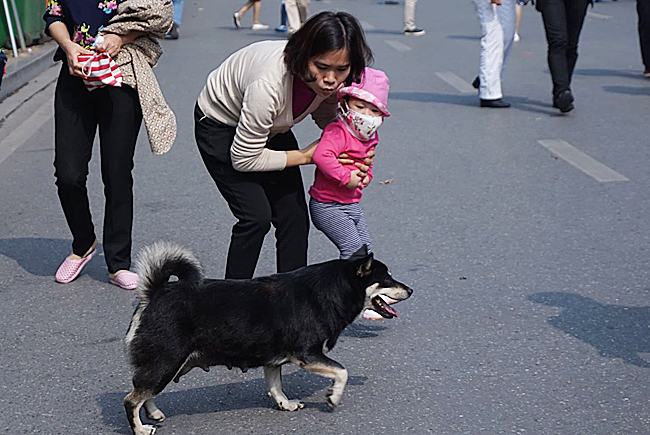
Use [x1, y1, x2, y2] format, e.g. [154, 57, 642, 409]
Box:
[285, 139, 319, 167]
[97, 31, 146, 57]
[48, 22, 92, 77]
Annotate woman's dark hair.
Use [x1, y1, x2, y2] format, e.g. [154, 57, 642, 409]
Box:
[284, 11, 373, 86]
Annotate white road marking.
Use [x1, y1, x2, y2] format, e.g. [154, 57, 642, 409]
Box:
[0, 96, 54, 165]
[360, 21, 375, 30]
[385, 40, 412, 51]
[538, 139, 629, 182]
[435, 72, 477, 94]
[587, 11, 612, 20]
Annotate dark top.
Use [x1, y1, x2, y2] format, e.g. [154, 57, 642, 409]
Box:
[43, 0, 123, 61]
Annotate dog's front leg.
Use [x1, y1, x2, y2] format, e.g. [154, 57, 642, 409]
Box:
[301, 355, 348, 410]
[263, 366, 305, 411]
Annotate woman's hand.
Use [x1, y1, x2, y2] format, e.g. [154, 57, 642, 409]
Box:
[62, 40, 93, 77]
[337, 149, 375, 178]
[345, 170, 364, 189]
[96, 34, 123, 57]
[285, 139, 319, 167]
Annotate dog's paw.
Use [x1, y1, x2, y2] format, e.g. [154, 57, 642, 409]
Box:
[326, 396, 338, 411]
[146, 409, 166, 422]
[135, 424, 157, 435]
[326, 389, 342, 410]
[278, 400, 305, 412]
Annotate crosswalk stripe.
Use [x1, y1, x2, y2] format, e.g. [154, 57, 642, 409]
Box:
[0, 97, 54, 165]
[435, 72, 477, 94]
[385, 40, 412, 51]
[538, 139, 629, 182]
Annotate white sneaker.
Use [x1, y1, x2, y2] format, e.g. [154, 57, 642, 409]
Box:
[233, 12, 241, 28]
[513, 33, 520, 42]
[252, 23, 269, 30]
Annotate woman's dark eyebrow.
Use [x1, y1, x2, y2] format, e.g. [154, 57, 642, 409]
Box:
[315, 61, 351, 68]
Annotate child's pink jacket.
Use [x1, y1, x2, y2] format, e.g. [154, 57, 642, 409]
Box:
[308, 118, 377, 204]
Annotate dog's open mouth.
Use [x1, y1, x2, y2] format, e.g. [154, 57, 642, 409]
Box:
[371, 296, 399, 318]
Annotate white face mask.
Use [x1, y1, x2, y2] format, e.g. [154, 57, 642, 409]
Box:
[338, 100, 383, 141]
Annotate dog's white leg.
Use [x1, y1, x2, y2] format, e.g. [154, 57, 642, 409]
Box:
[124, 390, 157, 435]
[143, 398, 165, 422]
[263, 366, 304, 411]
[301, 358, 348, 410]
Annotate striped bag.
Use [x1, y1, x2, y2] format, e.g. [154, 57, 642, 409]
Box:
[78, 52, 123, 91]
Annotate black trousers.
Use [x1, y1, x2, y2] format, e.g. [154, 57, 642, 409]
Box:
[54, 65, 142, 273]
[194, 104, 309, 279]
[539, 0, 590, 98]
[639, 0, 650, 69]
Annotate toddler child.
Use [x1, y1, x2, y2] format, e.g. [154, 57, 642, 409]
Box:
[308, 67, 391, 320]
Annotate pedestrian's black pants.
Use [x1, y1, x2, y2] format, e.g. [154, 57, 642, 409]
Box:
[540, 0, 590, 98]
[194, 104, 309, 279]
[54, 65, 142, 273]
[638, 0, 650, 69]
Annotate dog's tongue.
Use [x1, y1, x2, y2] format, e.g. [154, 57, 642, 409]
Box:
[385, 304, 398, 318]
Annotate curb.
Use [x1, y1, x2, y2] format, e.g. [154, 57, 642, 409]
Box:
[0, 41, 58, 103]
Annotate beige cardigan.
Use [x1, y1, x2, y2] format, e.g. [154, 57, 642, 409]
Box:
[102, 0, 176, 155]
[197, 40, 338, 172]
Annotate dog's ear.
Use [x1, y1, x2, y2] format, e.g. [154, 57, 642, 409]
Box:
[349, 244, 369, 261]
[355, 252, 374, 277]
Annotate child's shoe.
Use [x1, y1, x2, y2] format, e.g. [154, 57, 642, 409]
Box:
[233, 12, 241, 28]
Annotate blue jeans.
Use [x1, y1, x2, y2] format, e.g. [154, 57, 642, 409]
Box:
[172, 0, 184, 26]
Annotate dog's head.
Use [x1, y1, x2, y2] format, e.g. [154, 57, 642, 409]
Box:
[349, 246, 413, 319]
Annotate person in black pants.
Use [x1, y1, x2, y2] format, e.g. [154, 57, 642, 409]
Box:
[536, 0, 591, 112]
[638, 0, 650, 77]
[195, 12, 374, 279]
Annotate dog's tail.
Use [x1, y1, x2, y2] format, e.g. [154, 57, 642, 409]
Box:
[135, 242, 203, 303]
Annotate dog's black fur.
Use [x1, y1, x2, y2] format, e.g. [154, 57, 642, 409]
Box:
[123, 243, 412, 435]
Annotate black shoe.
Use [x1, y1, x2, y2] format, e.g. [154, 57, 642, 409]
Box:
[554, 90, 574, 113]
[166, 22, 179, 39]
[472, 76, 480, 89]
[480, 98, 510, 108]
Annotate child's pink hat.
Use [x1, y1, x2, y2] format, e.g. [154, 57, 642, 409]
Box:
[337, 67, 390, 117]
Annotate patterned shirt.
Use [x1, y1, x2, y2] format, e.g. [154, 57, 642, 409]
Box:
[44, 0, 122, 61]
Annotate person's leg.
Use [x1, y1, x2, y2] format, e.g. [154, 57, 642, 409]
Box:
[515, 3, 522, 36]
[252, 0, 262, 24]
[285, 0, 301, 33]
[53, 66, 98, 259]
[309, 199, 364, 260]
[96, 84, 143, 274]
[474, 0, 504, 100]
[541, 0, 570, 99]
[638, 0, 650, 71]
[564, 0, 589, 87]
[297, 0, 309, 24]
[281, 0, 287, 25]
[404, 0, 416, 31]
[265, 131, 308, 272]
[498, 0, 517, 70]
[172, 0, 184, 26]
[237, 1, 254, 17]
[349, 204, 372, 254]
[195, 105, 272, 279]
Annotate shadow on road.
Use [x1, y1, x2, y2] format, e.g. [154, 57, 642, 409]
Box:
[602, 85, 650, 96]
[529, 292, 650, 368]
[574, 68, 648, 80]
[99, 370, 368, 433]
[446, 34, 481, 40]
[0, 237, 106, 281]
[389, 91, 560, 116]
[341, 321, 387, 338]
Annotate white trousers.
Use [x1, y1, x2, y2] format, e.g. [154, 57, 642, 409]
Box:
[472, 0, 516, 100]
[404, 0, 419, 31]
[285, 0, 309, 33]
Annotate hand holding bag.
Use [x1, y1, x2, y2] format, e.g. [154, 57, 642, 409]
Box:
[77, 51, 123, 91]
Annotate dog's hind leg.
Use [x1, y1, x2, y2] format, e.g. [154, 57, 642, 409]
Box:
[300, 355, 348, 410]
[124, 389, 157, 435]
[263, 366, 305, 411]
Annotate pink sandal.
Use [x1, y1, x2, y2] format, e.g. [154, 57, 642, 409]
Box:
[109, 270, 139, 290]
[55, 249, 96, 283]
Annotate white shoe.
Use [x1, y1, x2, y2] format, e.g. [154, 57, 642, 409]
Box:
[252, 23, 269, 30]
[513, 33, 520, 42]
[233, 12, 241, 28]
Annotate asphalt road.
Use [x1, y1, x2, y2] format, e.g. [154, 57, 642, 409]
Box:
[1, 0, 649, 434]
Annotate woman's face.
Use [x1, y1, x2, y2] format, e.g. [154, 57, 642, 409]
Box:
[306, 48, 351, 98]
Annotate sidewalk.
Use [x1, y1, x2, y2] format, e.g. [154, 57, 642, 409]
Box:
[0, 40, 58, 102]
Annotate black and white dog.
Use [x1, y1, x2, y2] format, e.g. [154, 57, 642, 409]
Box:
[123, 243, 412, 435]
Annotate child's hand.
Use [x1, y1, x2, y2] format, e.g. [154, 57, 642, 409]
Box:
[345, 170, 363, 189]
[361, 174, 371, 188]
